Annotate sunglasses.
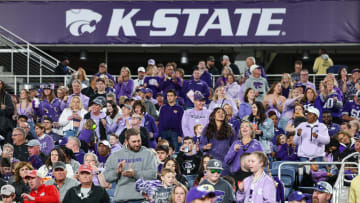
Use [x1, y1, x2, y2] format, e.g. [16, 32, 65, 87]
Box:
[1, 195, 11, 199]
[210, 169, 222, 174]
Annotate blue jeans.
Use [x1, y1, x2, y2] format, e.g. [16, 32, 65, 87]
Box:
[160, 130, 180, 152]
[116, 200, 144, 203]
[299, 157, 323, 162]
[64, 127, 79, 138]
[185, 175, 197, 188]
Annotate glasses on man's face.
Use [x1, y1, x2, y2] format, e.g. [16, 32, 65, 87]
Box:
[12, 134, 22, 137]
[209, 169, 222, 174]
[2, 195, 11, 199]
[25, 177, 36, 181]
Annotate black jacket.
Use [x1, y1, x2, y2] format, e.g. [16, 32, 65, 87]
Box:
[12, 179, 30, 203]
[62, 184, 110, 203]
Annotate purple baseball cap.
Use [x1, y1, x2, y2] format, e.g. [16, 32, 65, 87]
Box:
[186, 184, 221, 202]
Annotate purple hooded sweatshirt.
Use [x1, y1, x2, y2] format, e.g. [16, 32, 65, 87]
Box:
[115, 79, 134, 99]
[224, 139, 264, 173]
[236, 171, 277, 203]
[199, 125, 236, 162]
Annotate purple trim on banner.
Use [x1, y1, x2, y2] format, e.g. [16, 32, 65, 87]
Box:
[0, 1, 359, 44]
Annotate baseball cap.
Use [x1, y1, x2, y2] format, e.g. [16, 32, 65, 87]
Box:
[53, 161, 66, 170]
[98, 140, 111, 148]
[121, 104, 133, 111]
[221, 55, 229, 61]
[1, 185, 15, 196]
[194, 91, 205, 101]
[91, 96, 106, 107]
[26, 139, 41, 147]
[25, 170, 42, 179]
[145, 88, 153, 94]
[314, 181, 333, 194]
[307, 106, 320, 118]
[139, 88, 147, 93]
[288, 191, 308, 201]
[352, 68, 360, 74]
[250, 65, 261, 73]
[206, 159, 223, 170]
[137, 66, 146, 73]
[186, 184, 222, 202]
[207, 56, 215, 62]
[78, 164, 93, 173]
[148, 59, 156, 65]
[58, 137, 68, 146]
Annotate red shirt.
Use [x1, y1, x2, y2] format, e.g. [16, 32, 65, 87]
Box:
[24, 184, 60, 203]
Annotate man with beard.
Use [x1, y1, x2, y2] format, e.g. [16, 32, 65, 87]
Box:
[312, 181, 332, 203]
[95, 140, 111, 168]
[103, 128, 157, 203]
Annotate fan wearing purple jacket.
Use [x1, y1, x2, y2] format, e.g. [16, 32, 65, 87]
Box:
[115, 66, 134, 99]
[224, 121, 263, 173]
[200, 108, 236, 164]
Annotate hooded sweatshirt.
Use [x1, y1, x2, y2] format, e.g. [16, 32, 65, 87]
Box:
[103, 146, 157, 202]
[313, 54, 334, 74]
[294, 120, 330, 159]
[243, 75, 269, 102]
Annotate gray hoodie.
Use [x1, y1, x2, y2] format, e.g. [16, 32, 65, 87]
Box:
[103, 146, 157, 202]
[243, 75, 269, 102]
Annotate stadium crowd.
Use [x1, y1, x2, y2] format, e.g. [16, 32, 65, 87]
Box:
[0, 49, 359, 203]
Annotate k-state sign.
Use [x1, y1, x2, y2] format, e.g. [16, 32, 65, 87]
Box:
[66, 8, 286, 37]
[0, 1, 359, 44]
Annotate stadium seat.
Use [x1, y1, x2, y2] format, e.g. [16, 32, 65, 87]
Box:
[271, 168, 296, 199]
[326, 65, 348, 74]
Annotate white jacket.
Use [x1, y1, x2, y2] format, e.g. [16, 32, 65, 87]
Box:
[59, 108, 87, 132]
[38, 164, 74, 178]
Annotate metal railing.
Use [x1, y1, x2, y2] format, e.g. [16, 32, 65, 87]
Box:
[0, 73, 331, 95]
[278, 152, 360, 203]
[0, 25, 76, 82]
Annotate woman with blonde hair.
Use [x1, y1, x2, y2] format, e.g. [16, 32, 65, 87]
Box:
[115, 66, 134, 99]
[237, 151, 276, 203]
[16, 89, 35, 131]
[169, 184, 188, 203]
[12, 161, 33, 202]
[215, 66, 232, 88]
[208, 86, 238, 115]
[68, 67, 89, 88]
[58, 96, 87, 137]
[225, 121, 263, 173]
[281, 73, 293, 98]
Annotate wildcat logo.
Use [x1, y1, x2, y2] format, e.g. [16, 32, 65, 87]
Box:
[66, 9, 102, 36]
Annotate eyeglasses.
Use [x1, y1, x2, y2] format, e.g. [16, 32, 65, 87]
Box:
[209, 169, 222, 174]
[12, 134, 23, 137]
[2, 195, 12, 199]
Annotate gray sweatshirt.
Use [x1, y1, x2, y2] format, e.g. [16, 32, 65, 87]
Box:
[243, 75, 269, 102]
[103, 146, 157, 202]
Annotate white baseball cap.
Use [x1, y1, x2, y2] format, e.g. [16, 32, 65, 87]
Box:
[307, 106, 320, 118]
[250, 65, 260, 73]
[137, 66, 146, 72]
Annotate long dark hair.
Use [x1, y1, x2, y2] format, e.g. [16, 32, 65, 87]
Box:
[106, 100, 119, 119]
[0, 80, 7, 104]
[45, 147, 67, 168]
[164, 157, 182, 175]
[244, 88, 254, 103]
[204, 107, 233, 140]
[336, 67, 347, 81]
[248, 101, 267, 125]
